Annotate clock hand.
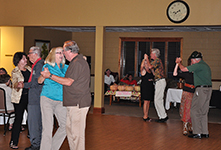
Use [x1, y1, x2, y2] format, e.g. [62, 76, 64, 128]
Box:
[173, 10, 181, 14]
[176, 10, 181, 13]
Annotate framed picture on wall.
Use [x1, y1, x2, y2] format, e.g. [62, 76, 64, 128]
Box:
[35, 39, 50, 59]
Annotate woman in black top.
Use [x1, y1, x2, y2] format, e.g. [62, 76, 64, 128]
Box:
[173, 57, 194, 135]
[10, 52, 31, 149]
[140, 54, 154, 122]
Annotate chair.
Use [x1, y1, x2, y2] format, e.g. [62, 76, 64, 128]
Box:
[111, 72, 119, 84]
[0, 87, 15, 135]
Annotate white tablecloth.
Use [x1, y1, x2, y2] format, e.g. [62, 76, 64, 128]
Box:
[0, 110, 27, 125]
[165, 88, 183, 110]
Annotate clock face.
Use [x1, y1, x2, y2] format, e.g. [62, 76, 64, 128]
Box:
[167, 1, 190, 23]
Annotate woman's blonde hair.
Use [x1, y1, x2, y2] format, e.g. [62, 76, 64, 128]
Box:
[44, 47, 66, 67]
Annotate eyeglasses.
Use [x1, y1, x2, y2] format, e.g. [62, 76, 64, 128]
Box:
[28, 52, 35, 55]
[56, 52, 63, 54]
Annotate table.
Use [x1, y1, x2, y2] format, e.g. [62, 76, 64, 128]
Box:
[105, 90, 141, 107]
[165, 88, 183, 110]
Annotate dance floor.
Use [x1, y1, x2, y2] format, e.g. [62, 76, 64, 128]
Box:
[0, 113, 221, 150]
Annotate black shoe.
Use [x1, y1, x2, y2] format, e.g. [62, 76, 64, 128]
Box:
[25, 145, 40, 150]
[188, 134, 201, 139]
[155, 118, 163, 122]
[201, 134, 209, 138]
[155, 116, 168, 123]
[143, 117, 152, 122]
[162, 116, 169, 122]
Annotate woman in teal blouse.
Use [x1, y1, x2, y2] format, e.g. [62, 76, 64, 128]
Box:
[38, 47, 68, 150]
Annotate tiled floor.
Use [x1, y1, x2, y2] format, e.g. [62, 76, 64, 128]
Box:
[90, 97, 221, 124]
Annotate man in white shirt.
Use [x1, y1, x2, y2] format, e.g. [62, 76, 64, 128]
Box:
[104, 69, 115, 92]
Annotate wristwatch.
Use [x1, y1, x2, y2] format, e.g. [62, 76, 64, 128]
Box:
[49, 74, 53, 79]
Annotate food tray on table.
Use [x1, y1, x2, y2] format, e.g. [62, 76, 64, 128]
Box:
[105, 90, 141, 105]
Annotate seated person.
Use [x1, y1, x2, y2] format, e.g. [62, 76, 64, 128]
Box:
[0, 67, 12, 87]
[120, 74, 137, 86]
[0, 67, 8, 75]
[0, 74, 14, 130]
[104, 69, 116, 91]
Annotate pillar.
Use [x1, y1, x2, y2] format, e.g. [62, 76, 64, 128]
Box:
[93, 26, 105, 114]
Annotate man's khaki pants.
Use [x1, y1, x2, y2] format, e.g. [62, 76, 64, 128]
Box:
[154, 79, 167, 119]
[191, 87, 212, 134]
[66, 105, 89, 150]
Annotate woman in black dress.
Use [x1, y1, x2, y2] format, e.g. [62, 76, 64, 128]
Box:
[140, 54, 154, 122]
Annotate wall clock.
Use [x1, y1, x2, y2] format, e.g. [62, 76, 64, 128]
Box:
[167, 0, 190, 23]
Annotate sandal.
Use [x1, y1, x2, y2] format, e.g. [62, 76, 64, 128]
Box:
[182, 122, 188, 135]
[20, 126, 25, 131]
[9, 124, 13, 131]
[10, 145, 18, 149]
[9, 141, 18, 149]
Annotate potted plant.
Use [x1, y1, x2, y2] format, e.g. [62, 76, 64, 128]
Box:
[41, 43, 49, 60]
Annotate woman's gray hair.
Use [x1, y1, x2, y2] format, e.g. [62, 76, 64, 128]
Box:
[63, 40, 79, 53]
[151, 48, 160, 58]
[30, 46, 41, 57]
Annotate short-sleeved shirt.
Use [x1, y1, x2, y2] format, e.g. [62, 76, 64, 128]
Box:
[151, 57, 165, 80]
[41, 63, 68, 101]
[187, 60, 212, 87]
[63, 54, 91, 108]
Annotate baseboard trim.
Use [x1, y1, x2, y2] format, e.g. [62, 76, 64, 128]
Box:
[93, 107, 105, 114]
